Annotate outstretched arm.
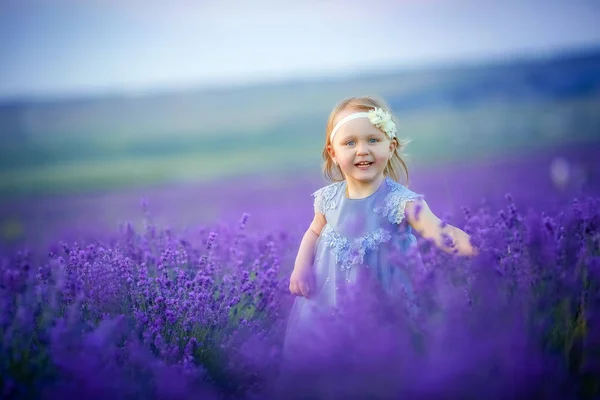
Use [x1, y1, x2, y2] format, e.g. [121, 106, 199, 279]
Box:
[405, 199, 478, 257]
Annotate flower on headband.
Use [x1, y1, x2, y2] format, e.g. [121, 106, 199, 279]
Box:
[367, 108, 397, 139]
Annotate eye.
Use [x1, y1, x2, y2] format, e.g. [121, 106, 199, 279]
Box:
[345, 140, 355, 146]
[369, 138, 379, 143]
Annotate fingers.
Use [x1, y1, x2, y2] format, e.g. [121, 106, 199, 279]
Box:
[299, 281, 312, 298]
[289, 281, 299, 296]
[289, 279, 313, 298]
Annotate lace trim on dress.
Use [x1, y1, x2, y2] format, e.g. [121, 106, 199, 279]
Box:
[374, 179, 422, 225]
[312, 181, 344, 214]
[320, 224, 392, 271]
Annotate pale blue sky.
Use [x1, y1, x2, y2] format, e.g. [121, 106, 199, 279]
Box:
[1, 0, 599, 100]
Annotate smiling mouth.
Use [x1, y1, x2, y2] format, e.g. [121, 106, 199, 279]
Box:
[355, 161, 373, 169]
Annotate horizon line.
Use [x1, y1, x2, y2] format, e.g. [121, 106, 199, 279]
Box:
[1, 43, 599, 105]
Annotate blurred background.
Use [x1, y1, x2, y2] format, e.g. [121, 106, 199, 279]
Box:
[1, 0, 600, 251]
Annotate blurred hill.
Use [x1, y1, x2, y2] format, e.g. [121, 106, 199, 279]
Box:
[1, 47, 599, 197]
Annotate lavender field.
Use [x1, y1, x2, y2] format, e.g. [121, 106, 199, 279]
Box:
[1, 137, 600, 399]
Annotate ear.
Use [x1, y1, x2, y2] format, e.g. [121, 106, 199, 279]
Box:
[327, 143, 336, 160]
[389, 138, 398, 155]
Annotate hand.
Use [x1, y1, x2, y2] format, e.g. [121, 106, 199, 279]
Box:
[289, 267, 314, 298]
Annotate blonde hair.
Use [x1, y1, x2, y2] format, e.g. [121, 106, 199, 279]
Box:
[322, 95, 411, 186]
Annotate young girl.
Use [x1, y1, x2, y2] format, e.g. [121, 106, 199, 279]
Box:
[284, 95, 477, 346]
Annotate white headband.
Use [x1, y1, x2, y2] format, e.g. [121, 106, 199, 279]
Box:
[330, 107, 397, 142]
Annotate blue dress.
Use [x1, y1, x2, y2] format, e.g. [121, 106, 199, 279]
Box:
[282, 176, 425, 359]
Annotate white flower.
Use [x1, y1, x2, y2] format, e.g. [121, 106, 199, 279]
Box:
[367, 108, 397, 139]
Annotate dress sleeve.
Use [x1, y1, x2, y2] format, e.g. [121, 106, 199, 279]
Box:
[312, 187, 325, 214]
[375, 184, 423, 225]
[312, 182, 343, 215]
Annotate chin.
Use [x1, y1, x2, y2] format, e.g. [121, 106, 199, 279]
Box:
[349, 170, 385, 183]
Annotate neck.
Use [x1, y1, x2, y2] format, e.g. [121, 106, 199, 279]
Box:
[345, 174, 386, 199]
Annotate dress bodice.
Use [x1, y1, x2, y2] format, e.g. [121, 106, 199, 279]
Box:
[312, 177, 423, 271]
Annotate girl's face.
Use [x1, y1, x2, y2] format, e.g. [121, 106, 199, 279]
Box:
[328, 108, 396, 186]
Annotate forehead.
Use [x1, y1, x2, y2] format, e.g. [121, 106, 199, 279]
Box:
[332, 109, 382, 140]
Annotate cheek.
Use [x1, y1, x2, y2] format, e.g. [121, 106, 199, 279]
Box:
[340, 157, 354, 167]
[337, 149, 353, 162]
[375, 151, 391, 163]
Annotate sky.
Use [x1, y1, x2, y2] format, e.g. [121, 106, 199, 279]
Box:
[0, 0, 599, 100]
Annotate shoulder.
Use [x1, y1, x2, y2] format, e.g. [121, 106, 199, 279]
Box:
[312, 180, 345, 214]
[385, 179, 421, 198]
[376, 179, 423, 224]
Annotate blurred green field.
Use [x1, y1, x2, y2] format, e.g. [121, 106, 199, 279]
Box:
[1, 50, 599, 198]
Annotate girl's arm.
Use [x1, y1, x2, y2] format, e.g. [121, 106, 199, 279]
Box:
[405, 199, 478, 257]
[289, 212, 326, 298]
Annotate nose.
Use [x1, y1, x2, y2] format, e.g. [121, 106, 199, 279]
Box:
[356, 141, 369, 155]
